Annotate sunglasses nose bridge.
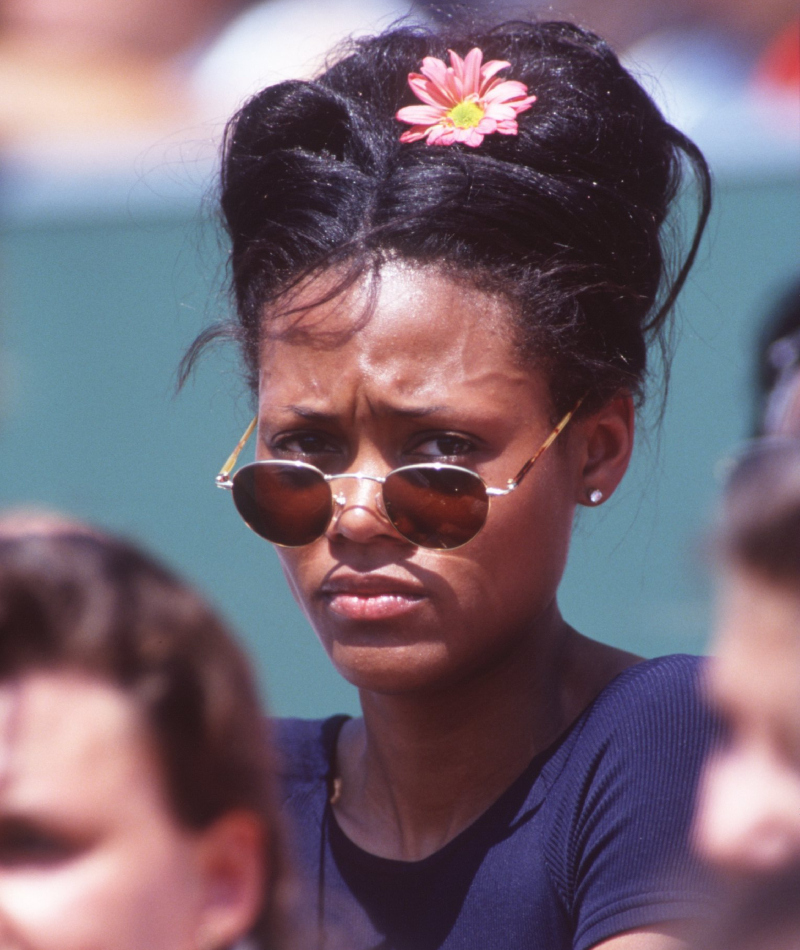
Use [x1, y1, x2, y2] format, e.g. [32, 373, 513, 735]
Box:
[325, 471, 386, 491]
[324, 471, 396, 536]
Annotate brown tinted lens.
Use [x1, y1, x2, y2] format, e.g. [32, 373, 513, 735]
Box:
[231, 462, 332, 546]
[383, 466, 489, 549]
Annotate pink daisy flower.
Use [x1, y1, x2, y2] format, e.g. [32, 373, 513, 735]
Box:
[395, 47, 537, 147]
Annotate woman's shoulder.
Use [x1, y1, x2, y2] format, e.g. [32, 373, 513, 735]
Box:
[538, 656, 723, 946]
[545, 653, 720, 791]
[272, 714, 349, 786]
[592, 652, 708, 711]
[574, 653, 717, 747]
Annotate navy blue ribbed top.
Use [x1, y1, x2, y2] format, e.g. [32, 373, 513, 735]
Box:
[275, 654, 721, 950]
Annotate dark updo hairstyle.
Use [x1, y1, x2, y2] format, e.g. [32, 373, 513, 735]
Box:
[183, 20, 711, 416]
[0, 519, 295, 950]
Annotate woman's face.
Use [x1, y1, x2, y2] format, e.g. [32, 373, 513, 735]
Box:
[695, 564, 800, 875]
[257, 264, 614, 694]
[0, 671, 232, 950]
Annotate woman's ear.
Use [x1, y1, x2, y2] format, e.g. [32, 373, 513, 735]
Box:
[193, 810, 267, 950]
[573, 392, 635, 506]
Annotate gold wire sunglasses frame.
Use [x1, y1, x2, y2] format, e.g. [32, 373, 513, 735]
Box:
[216, 400, 582, 549]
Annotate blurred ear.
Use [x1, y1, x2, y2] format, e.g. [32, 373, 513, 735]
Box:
[194, 810, 267, 950]
[573, 392, 635, 506]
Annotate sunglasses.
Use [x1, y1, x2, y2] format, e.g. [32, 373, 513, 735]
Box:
[215, 401, 581, 550]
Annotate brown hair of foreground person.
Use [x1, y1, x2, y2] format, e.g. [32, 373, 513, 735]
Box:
[0, 514, 294, 950]
[715, 439, 800, 583]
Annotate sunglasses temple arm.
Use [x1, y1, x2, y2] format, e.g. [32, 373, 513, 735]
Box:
[216, 416, 258, 488]
[506, 397, 585, 490]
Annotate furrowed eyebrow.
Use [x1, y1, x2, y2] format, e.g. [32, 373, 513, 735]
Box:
[383, 405, 452, 419]
[280, 406, 338, 422]
[279, 404, 453, 421]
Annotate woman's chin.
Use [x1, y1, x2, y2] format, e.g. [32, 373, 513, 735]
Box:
[326, 637, 457, 695]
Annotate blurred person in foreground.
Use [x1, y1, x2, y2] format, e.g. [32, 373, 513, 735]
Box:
[693, 440, 800, 949]
[0, 512, 294, 950]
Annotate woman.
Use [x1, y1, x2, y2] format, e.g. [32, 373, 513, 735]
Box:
[0, 514, 294, 950]
[188, 20, 720, 949]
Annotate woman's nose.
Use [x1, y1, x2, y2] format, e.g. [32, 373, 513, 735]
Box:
[327, 476, 404, 545]
[695, 748, 800, 874]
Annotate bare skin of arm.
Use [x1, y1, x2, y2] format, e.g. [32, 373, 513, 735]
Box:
[593, 923, 691, 949]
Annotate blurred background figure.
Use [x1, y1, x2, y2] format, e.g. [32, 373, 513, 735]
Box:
[0, 512, 293, 950]
[0, 0, 241, 167]
[755, 277, 800, 437]
[617, 0, 798, 172]
[426, 0, 799, 172]
[0, 0, 423, 189]
[693, 440, 800, 948]
[193, 0, 424, 127]
[2, 0, 794, 192]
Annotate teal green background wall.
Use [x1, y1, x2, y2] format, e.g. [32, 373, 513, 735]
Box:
[1, 171, 798, 717]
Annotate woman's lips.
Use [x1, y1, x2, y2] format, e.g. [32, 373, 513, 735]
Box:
[319, 577, 426, 621]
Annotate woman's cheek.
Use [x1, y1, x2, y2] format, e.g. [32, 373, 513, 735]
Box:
[276, 546, 326, 620]
[480, 490, 574, 604]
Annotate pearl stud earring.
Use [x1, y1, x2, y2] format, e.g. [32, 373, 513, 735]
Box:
[589, 489, 603, 504]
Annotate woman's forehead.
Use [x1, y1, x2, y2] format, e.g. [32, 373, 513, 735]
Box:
[258, 263, 535, 405]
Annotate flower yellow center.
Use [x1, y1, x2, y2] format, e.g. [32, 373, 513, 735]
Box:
[447, 99, 484, 129]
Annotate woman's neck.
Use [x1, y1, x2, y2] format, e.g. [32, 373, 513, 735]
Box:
[332, 605, 639, 861]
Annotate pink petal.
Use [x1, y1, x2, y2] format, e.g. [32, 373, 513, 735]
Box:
[476, 116, 497, 134]
[495, 119, 519, 134]
[483, 80, 532, 105]
[444, 66, 464, 102]
[481, 75, 525, 99]
[478, 59, 511, 92]
[486, 99, 530, 119]
[408, 74, 452, 109]
[495, 96, 536, 118]
[447, 49, 465, 81]
[396, 104, 446, 125]
[428, 125, 457, 146]
[512, 96, 537, 115]
[484, 102, 518, 122]
[399, 126, 430, 143]
[419, 56, 450, 91]
[462, 127, 485, 147]
[462, 48, 484, 96]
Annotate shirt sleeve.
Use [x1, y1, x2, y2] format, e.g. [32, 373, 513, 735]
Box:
[541, 655, 723, 950]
